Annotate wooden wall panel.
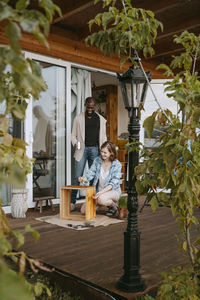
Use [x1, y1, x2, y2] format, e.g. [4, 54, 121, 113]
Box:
[0, 23, 164, 77]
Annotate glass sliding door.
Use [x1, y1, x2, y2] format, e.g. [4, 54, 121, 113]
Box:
[32, 61, 66, 198]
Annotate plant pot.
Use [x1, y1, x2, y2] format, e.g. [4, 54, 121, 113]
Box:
[118, 207, 128, 219]
[11, 189, 28, 218]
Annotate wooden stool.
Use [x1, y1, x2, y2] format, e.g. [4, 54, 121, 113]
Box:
[60, 185, 96, 221]
[34, 196, 55, 213]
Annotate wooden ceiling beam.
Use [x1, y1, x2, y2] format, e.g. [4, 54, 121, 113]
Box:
[150, 25, 200, 59]
[136, 0, 200, 15]
[53, 0, 94, 24]
[157, 18, 200, 40]
[134, 0, 180, 14]
[53, 0, 181, 26]
[147, 40, 184, 59]
[50, 24, 80, 41]
[154, 47, 185, 59]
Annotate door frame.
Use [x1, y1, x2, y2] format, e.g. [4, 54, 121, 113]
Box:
[24, 52, 71, 208]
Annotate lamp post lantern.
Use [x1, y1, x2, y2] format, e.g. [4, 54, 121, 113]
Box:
[116, 65, 152, 292]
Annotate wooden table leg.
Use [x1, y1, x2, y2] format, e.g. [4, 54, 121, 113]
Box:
[39, 200, 43, 213]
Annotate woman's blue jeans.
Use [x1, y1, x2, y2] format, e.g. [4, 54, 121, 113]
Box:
[71, 146, 99, 204]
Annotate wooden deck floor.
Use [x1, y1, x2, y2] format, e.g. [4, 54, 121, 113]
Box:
[7, 200, 200, 300]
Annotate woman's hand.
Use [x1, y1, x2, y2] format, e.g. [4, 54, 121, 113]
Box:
[93, 192, 101, 200]
[93, 185, 112, 199]
[78, 176, 87, 183]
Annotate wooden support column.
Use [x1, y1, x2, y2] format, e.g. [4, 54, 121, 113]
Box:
[92, 85, 118, 144]
[105, 85, 118, 145]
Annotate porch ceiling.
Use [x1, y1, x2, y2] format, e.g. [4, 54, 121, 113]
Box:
[52, 0, 200, 71]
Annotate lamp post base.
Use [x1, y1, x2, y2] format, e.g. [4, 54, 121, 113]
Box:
[116, 275, 146, 293]
[116, 230, 146, 293]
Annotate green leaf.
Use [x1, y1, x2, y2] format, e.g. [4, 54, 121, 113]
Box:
[120, 56, 128, 67]
[34, 31, 49, 48]
[39, 0, 62, 23]
[5, 22, 21, 53]
[34, 282, 43, 296]
[102, 12, 113, 28]
[0, 3, 13, 21]
[135, 180, 149, 195]
[25, 225, 40, 241]
[150, 196, 158, 212]
[0, 237, 12, 255]
[16, 0, 30, 10]
[12, 230, 25, 249]
[19, 15, 38, 33]
[146, 10, 155, 18]
[156, 63, 174, 77]
[143, 115, 155, 138]
[183, 241, 187, 251]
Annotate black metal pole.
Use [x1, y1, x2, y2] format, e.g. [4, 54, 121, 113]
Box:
[117, 107, 146, 292]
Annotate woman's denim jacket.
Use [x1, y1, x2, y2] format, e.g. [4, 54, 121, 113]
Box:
[84, 156, 122, 198]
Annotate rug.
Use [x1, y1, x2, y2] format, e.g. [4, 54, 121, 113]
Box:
[36, 214, 124, 230]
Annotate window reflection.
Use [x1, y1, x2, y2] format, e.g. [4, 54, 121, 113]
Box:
[33, 62, 66, 198]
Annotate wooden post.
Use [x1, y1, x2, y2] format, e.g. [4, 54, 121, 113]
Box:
[92, 85, 118, 144]
[106, 85, 118, 144]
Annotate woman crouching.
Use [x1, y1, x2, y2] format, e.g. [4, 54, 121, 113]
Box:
[78, 141, 122, 216]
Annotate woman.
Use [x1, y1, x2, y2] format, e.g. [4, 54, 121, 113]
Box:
[78, 141, 122, 216]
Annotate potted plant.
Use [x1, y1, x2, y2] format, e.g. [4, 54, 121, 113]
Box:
[117, 195, 127, 219]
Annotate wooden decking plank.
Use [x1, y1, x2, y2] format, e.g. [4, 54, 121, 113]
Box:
[7, 204, 200, 300]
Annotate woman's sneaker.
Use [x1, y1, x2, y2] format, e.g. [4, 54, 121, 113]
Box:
[106, 204, 118, 216]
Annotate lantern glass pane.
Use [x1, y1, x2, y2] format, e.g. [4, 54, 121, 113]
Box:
[135, 83, 142, 107]
[120, 82, 129, 108]
[126, 83, 131, 108]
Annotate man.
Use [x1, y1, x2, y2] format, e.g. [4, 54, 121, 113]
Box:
[71, 96, 107, 210]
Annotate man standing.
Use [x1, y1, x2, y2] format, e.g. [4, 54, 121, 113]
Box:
[71, 97, 107, 210]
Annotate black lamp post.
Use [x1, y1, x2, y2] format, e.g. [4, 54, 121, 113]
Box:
[116, 65, 152, 292]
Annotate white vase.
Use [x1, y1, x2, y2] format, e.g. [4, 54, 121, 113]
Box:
[11, 189, 28, 218]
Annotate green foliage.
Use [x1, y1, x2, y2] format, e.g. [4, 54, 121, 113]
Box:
[138, 295, 155, 300]
[86, 2, 200, 296]
[85, 0, 163, 65]
[85, 3, 200, 298]
[156, 267, 200, 300]
[118, 195, 127, 208]
[33, 275, 82, 300]
[0, 261, 34, 300]
[139, 267, 200, 300]
[0, 1, 61, 299]
[134, 32, 200, 272]
[0, 0, 61, 188]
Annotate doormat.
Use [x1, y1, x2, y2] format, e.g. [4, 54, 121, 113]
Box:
[36, 214, 124, 230]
